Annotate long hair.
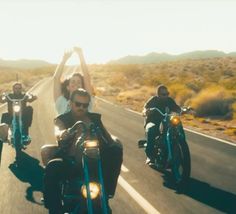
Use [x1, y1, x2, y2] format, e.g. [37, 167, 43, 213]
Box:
[61, 73, 84, 100]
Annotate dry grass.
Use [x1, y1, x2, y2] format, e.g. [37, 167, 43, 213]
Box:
[89, 56, 236, 141]
[0, 66, 55, 93]
[190, 86, 234, 119]
[90, 57, 236, 118]
[0, 57, 235, 141]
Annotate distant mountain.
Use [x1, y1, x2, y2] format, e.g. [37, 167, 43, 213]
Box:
[108, 50, 236, 64]
[0, 59, 52, 69]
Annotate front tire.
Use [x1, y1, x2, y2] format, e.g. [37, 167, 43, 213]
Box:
[14, 130, 22, 162]
[171, 139, 191, 187]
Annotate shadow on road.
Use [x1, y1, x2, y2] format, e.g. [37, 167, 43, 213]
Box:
[162, 172, 236, 213]
[8, 151, 45, 205]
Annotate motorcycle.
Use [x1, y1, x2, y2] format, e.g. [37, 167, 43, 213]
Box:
[138, 107, 191, 187]
[1, 93, 33, 162]
[41, 121, 110, 214]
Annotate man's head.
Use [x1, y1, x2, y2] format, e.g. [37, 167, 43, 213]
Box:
[70, 88, 90, 117]
[12, 83, 23, 95]
[157, 85, 169, 97]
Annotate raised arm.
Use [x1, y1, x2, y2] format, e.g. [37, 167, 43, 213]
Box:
[53, 51, 73, 102]
[74, 47, 93, 95]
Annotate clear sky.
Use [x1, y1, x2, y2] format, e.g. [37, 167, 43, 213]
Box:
[0, 0, 235, 64]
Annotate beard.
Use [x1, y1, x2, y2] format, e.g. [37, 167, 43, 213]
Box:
[75, 108, 87, 118]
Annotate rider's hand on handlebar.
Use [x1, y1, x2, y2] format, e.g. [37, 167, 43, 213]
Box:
[0, 93, 8, 102]
[58, 130, 70, 141]
[26, 94, 37, 102]
[32, 95, 37, 101]
[57, 129, 76, 149]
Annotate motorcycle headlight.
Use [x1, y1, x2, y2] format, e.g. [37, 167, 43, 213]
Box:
[170, 116, 181, 126]
[81, 182, 100, 199]
[13, 105, 21, 113]
[84, 140, 99, 148]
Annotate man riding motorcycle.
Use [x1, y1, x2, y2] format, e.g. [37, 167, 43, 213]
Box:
[143, 85, 181, 165]
[43, 88, 123, 214]
[0, 82, 37, 144]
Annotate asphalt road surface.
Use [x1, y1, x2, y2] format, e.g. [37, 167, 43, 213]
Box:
[0, 78, 235, 214]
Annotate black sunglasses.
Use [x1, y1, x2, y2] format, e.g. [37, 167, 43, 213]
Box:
[73, 101, 89, 108]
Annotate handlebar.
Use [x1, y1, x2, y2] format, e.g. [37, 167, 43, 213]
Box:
[147, 106, 192, 116]
[2, 93, 34, 102]
[68, 121, 96, 148]
[68, 121, 87, 136]
[149, 107, 166, 116]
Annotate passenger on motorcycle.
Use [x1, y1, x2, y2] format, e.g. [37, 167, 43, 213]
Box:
[53, 46, 94, 115]
[0, 82, 37, 144]
[143, 85, 181, 165]
[43, 88, 123, 214]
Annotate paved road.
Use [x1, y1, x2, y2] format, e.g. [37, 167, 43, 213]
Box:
[0, 78, 235, 214]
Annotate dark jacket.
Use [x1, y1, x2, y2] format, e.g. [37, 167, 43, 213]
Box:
[144, 96, 181, 126]
[55, 111, 114, 152]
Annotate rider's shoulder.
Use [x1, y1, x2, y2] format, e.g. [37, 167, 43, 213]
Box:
[56, 111, 71, 121]
[88, 112, 102, 123]
[146, 96, 157, 103]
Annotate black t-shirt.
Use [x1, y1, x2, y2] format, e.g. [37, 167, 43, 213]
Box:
[144, 96, 181, 125]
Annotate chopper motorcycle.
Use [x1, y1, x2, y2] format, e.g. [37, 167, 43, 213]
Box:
[41, 121, 110, 214]
[138, 107, 191, 187]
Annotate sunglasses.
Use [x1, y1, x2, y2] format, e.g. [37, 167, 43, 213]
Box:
[73, 101, 89, 108]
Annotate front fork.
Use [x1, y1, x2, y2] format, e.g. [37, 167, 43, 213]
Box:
[166, 128, 173, 163]
[166, 126, 185, 163]
[12, 113, 23, 151]
[83, 154, 108, 214]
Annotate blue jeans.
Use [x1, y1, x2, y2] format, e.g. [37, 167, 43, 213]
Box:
[145, 122, 159, 159]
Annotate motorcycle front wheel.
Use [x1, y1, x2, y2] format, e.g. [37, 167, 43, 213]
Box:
[171, 139, 191, 188]
[14, 130, 22, 162]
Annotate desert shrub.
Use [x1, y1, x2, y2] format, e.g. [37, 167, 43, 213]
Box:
[168, 84, 195, 106]
[107, 73, 128, 87]
[219, 77, 236, 90]
[116, 86, 155, 111]
[232, 103, 236, 120]
[0, 66, 55, 93]
[190, 87, 234, 118]
[186, 80, 204, 93]
[223, 70, 234, 77]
